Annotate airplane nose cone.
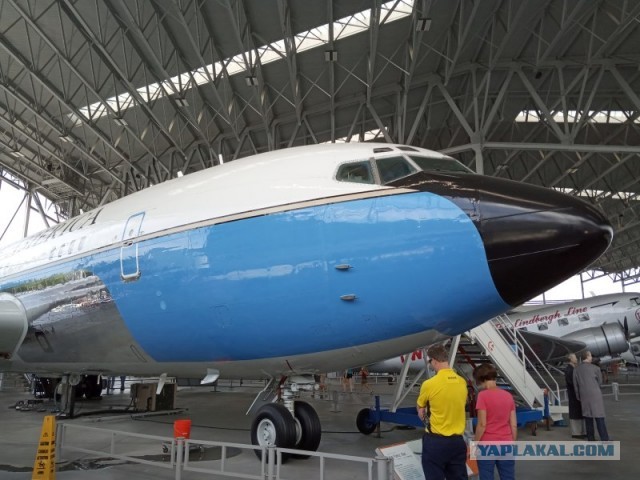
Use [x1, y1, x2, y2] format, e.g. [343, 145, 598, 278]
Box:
[392, 173, 612, 307]
[475, 177, 612, 306]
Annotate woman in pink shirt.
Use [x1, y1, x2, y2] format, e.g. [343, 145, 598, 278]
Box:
[473, 363, 517, 480]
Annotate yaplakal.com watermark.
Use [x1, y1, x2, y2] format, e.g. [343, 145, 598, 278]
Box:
[469, 441, 620, 461]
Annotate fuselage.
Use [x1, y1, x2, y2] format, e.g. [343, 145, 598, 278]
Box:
[497, 293, 640, 340]
[0, 143, 612, 379]
[493, 293, 639, 358]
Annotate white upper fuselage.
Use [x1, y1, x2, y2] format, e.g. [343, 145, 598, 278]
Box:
[0, 143, 436, 279]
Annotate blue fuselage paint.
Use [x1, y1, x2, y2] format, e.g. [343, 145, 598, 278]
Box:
[1, 191, 509, 364]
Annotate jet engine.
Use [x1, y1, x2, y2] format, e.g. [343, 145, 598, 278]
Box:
[562, 323, 629, 358]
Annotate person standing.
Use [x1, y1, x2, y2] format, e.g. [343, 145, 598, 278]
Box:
[359, 366, 373, 393]
[564, 354, 585, 438]
[416, 344, 468, 480]
[473, 363, 517, 480]
[342, 368, 354, 393]
[573, 350, 609, 441]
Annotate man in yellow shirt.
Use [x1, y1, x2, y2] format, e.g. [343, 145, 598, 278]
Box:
[416, 344, 468, 479]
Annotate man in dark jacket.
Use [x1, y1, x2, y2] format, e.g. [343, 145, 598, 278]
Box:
[564, 353, 585, 438]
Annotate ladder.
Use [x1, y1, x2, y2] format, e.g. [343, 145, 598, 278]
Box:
[462, 314, 567, 421]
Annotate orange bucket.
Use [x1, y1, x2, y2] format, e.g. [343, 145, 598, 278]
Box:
[173, 419, 192, 439]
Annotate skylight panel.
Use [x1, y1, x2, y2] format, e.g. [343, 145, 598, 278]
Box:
[72, 0, 414, 124]
[516, 109, 639, 124]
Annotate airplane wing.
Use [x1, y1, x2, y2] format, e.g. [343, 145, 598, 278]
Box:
[515, 330, 586, 363]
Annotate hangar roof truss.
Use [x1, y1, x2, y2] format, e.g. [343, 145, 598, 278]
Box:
[0, 0, 640, 282]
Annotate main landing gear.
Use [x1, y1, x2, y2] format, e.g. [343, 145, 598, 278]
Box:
[249, 377, 322, 462]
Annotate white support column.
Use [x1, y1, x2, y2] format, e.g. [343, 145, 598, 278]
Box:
[22, 191, 32, 239]
[473, 144, 484, 175]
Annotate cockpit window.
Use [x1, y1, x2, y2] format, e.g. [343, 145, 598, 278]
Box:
[631, 297, 640, 307]
[376, 156, 417, 184]
[409, 155, 473, 173]
[336, 161, 375, 184]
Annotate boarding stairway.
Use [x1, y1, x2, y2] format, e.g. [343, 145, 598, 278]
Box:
[357, 314, 568, 437]
[459, 314, 567, 423]
[0, 372, 31, 393]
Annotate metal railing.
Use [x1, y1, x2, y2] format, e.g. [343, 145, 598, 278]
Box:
[602, 382, 640, 401]
[57, 423, 177, 471]
[57, 423, 394, 480]
[494, 314, 563, 408]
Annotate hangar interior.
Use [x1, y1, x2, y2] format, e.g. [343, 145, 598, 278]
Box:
[0, 2, 640, 478]
[0, 0, 640, 286]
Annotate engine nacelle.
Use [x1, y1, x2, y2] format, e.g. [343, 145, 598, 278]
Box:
[563, 323, 628, 358]
[0, 293, 28, 359]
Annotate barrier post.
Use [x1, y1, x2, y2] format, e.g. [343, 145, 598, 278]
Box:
[56, 423, 64, 463]
[375, 454, 393, 480]
[266, 446, 276, 480]
[174, 437, 184, 480]
[612, 382, 619, 401]
[330, 389, 341, 412]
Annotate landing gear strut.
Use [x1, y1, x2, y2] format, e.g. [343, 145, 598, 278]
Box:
[249, 378, 322, 462]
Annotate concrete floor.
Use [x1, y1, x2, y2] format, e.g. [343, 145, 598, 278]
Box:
[0, 376, 638, 479]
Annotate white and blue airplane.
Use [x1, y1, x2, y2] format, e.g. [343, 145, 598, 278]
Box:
[0, 143, 612, 456]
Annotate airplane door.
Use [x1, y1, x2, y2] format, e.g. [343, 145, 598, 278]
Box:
[0, 293, 28, 359]
[120, 212, 145, 281]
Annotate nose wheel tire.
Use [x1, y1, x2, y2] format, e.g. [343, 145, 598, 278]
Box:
[291, 401, 322, 459]
[251, 403, 296, 462]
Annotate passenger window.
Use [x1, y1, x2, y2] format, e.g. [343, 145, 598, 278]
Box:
[376, 156, 417, 184]
[578, 314, 590, 322]
[537, 323, 549, 331]
[336, 162, 374, 184]
[558, 318, 569, 326]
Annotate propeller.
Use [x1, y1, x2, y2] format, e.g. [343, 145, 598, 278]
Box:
[631, 344, 640, 366]
[621, 316, 640, 366]
[624, 316, 630, 340]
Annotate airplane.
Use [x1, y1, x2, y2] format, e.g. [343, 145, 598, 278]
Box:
[369, 292, 640, 373]
[493, 292, 640, 362]
[621, 344, 640, 365]
[0, 142, 612, 459]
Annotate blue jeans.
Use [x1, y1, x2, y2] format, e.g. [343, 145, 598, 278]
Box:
[477, 458, 515, 480]
[421, 434, 467, 480]
[584, 417, 609, 441]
